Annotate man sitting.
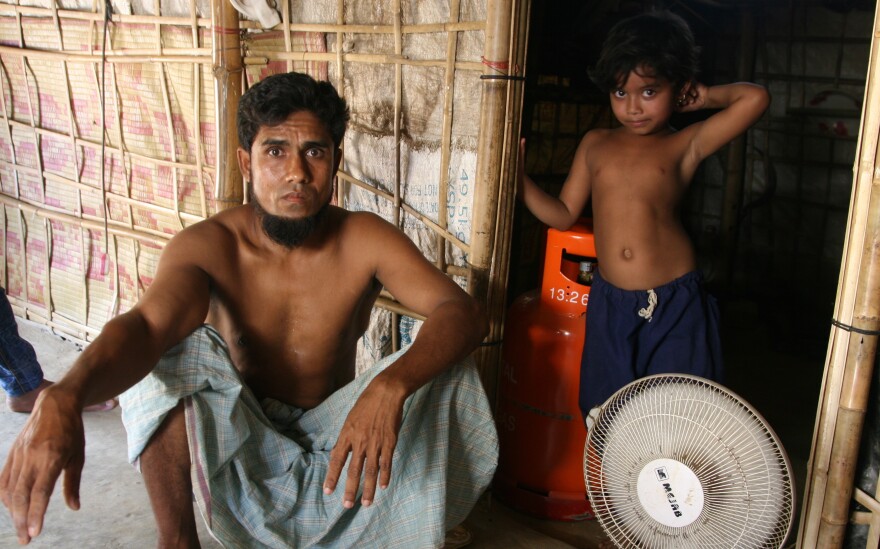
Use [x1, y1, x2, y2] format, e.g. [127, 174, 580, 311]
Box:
[0, 72, 498, 548]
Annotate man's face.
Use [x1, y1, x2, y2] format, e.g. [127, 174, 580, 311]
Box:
[238, 110, 341, 227]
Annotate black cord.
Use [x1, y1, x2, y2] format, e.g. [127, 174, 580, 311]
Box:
[479, 74, 526, 81]
[831, 318, 880, 337]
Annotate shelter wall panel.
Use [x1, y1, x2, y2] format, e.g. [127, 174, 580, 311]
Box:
[244, 31, 328, 80]
[23, 214, 48, 307]
[40, 134, 77, 185]
[47, 221, 87, 326]
[15, 171, 43, 205]
[0, 4, 216, 340]
[113, 237, 147, 310]
[3, 208, 25, 296]
[400, 65, 447, 139]
[83, 229, 116, 327]
[0, 161, 15, 195]
[8, 126, 37, 170]
[67, 66, 107, 145]
[44, 173, 83, 213]
[23, 62, 71, 134]
[450, 75, 481, 138]
[0, 57, 35, 123]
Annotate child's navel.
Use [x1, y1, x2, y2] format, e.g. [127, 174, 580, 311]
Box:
[622, 248, 633, 259]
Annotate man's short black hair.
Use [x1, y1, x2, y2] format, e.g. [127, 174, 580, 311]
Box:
[237, 72, 350, 152]
[590, 10, 700, 94]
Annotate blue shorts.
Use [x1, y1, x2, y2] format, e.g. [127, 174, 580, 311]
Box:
[579, 270, 723, 415]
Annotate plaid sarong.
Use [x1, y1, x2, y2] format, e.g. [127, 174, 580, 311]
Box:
[120, 325, 498, 548]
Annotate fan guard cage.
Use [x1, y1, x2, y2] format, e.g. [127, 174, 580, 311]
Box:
[584, 374, 795, 549]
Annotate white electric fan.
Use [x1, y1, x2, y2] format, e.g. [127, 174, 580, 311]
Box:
[583, 374, 795, 548]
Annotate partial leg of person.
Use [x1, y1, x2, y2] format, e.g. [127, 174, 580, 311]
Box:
[0, 288, 47, 412]
[0, 288, 118, 412]
[140, 401, 201, 549]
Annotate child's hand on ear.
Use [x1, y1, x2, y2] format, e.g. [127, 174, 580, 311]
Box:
[675, 81, 708, 112]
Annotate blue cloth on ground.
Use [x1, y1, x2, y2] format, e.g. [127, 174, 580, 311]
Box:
[579, 270, 723, 415]
[120, 325, 498, 548]
[0, 288, 44, 397]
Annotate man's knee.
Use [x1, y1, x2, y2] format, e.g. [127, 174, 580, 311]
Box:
[141, 401, 190, 472]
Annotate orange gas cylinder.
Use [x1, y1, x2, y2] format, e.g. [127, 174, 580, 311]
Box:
[494, 219, 596, 521]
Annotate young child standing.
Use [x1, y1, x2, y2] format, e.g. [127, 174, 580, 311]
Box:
[518, 10, 770, 419]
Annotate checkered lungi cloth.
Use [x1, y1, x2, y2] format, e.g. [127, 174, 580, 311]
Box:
[120, 325, 498, 548]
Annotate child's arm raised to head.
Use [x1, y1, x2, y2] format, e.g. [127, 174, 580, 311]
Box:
[518, 136, 593, 231]
[677, 82, 770, 175]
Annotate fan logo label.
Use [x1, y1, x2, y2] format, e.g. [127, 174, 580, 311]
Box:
[638, 459, 703, 527]
[660, 482, 684, 517]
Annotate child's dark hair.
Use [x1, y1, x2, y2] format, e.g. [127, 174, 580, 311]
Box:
[237, 72, 350, 152]
[590, 10, 700, 94]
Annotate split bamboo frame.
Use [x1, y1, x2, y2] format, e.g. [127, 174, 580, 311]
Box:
[799, 4, 880, 547]
[212, 0, 242, 209]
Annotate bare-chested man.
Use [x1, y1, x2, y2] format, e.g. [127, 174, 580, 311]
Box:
[519, 10, 770, 419]
[0, 72, 498, 548]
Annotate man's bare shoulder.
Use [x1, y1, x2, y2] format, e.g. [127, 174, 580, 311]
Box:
[332, 208, 423, 264]
[335, 208, 400, 238]
[162, 206, 253, 262]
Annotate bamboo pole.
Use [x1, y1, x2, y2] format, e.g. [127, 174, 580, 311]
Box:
[240, 20, 486, 34]
[211, 0, 243, 210]
[799, 4, 880, 547]
[332, 0, 344, 207]
[0, 194, 172, 246]
[242, 50, 483, 72]
[870, 479, 880, 547]
[434, 0, 461, 277]
[389, 0, 403, 353]
[0, 5, 211, 26]
[486, 0, 528, 403]
[468, 0, 526, 398]
[0, 45, 211, 62]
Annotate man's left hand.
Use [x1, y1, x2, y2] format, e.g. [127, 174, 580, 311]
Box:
[323, 377, 405, 508]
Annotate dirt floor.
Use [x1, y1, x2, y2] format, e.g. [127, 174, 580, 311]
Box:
[0, 301, 820, 548]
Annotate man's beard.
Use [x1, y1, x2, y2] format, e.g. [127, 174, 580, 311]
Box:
[249, 187, 330, 248]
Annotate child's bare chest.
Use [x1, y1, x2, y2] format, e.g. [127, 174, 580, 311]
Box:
[590, 135, 688, 200]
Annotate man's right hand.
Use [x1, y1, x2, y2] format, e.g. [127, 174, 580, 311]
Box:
[0, 387, 86, 545]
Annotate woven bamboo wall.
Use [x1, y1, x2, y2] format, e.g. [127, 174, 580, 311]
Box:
[0, 0, 529, 397]
[0, 1, 216, 341]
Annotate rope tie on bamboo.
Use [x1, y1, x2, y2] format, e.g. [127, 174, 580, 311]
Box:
[212, 25, 243, 35]
[831, 318, 880, 337]
[480, 56, 522, 77]
[638, 289, 657, 322]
